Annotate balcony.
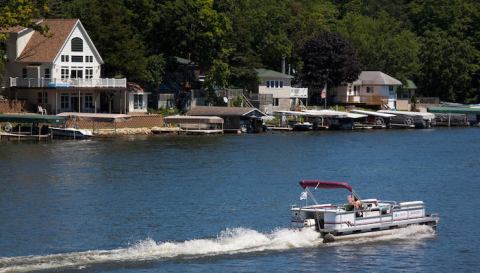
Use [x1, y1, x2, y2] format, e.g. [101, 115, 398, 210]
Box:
[335, 95, 388, 106]
[9, 77, 127, 88]
[290, 88, 308, 98]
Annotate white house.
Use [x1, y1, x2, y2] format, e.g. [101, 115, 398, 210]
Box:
[330, 71, 402, 109]
[3, 19, 147, 114]
[255, 68, 307, 113]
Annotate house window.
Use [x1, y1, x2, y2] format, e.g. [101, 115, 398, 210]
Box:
[61, 55, 70, 62]
[37, 92, 48, 104]
[273, 98, 279, 106]
[266, 81, 270, 88]
[280, 81, 283, 88]
[22, 68, 27, 78]
[275, 81, 279, 88]
[60, 93, 70, 109]
[134, 94, 145, 109]
[85, 67, 93, 79]
[84, 94, 94, 109]
[61, 67, 69, 80]
[86, 56, 93, 62]
[44, 68, 51, 79]
[389, 85, 395, 95]
[70, 68, 83, 79]
[71, 56, 83, 62]
[71, 37, 83, 52]
[366, 87, 372, 93]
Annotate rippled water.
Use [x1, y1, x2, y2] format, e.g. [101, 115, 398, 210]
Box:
[0, 128, 479, 272]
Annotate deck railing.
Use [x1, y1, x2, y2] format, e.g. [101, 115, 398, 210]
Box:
[9, 77, 127, 88]
[335, 95, 388, 106]
[290, 88, 308, 98]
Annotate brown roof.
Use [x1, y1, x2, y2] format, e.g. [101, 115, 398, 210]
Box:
[187, 106, 265, 117]
[16, 19, 78, 63]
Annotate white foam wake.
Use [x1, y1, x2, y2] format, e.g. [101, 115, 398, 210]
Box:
[0, 225, 435, 273]
[0, 228, 320, 273]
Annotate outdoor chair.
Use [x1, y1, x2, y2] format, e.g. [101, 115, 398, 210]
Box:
[37, 105, 47, 115]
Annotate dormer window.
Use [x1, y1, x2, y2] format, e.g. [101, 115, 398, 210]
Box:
[71, 37, 83, 52]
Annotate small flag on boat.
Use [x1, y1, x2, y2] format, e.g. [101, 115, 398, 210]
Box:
[320, 86, 327, 99]
[300, 191, 308, 200]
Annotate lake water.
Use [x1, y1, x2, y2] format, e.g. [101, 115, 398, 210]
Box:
[0, 128, 479, 272]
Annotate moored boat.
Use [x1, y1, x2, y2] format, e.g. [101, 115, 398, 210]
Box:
[291, 180, 439, 243]
[293, 122, 313, 131]
[50, 127, 93, 139]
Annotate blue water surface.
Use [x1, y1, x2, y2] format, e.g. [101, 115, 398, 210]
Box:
[0, 128, 479, 272]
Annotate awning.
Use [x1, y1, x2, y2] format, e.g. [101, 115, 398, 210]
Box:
[56, 112, 131, 121]
[299, 180, 353, 192]
[274, 110, 366, 119]
[0, 114, 65, 124]
[164, 115, 224, 124]
[379, 110, 435, 120]
[350, 109, 396, 118]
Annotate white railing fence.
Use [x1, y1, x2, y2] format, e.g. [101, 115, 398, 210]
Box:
[290, 88, 308, 98]
[9, 77, 127, 88]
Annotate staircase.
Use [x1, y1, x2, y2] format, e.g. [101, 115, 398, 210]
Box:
[241, 94, 255, 108]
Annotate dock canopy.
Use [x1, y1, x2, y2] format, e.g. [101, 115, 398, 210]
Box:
[0, 114, 65, 124]
[164, 115, 224, 124]
[299, 180, 353, 192]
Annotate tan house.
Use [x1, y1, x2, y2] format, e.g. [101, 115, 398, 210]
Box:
[3, 19, 148, 114]
[330, 71, 402, 109]
[255, 69, 308, 114]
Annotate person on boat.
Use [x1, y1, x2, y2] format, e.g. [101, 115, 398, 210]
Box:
[346, 194, 362, 211]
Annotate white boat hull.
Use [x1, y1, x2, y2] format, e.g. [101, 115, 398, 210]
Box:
[292, 201, 439, 243]
[51, 127, 93, 139]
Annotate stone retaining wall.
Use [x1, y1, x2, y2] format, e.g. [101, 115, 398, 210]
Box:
[65, 115, 164, 135]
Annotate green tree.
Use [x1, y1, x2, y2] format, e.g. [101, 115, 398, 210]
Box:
[0, 0, 48, 41]
[153, 0, 229, 68]
[299, 31, 361, 104]
[336, 12, 420, 83]
[144, 54, 166, 90]
[204, 58, 230, 104]
[418, 30, 479, 102]
[409, 0, 480, 38]
[64, 0, 148, 82]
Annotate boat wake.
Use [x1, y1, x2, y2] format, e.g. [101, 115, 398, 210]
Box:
[0, 225, 435, 273]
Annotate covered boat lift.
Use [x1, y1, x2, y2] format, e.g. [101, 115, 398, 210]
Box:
[378, 110, 435, 128]
[428, 106, 480, 126]
[273, 110, 367, 130]
[162, 115, 224, 134]
[350, 109, 396, 128]
[0, 114, 65, 141]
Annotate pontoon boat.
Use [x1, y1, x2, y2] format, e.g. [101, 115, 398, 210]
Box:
[291, 180, 439, 243]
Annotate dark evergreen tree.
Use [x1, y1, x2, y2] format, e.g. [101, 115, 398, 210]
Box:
[299, 31, 361, 104]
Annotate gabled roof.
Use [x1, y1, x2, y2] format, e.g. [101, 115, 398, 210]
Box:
[16, 19, 78, 63]
[187, 106, 266, 117]
[358, 71, 402, 86]
[255, 68, 294, 79]
[15, 19, 103, 64]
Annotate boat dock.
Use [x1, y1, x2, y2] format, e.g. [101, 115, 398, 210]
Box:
[159, 115, 224, 135]
[0, 114, 65, 141]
